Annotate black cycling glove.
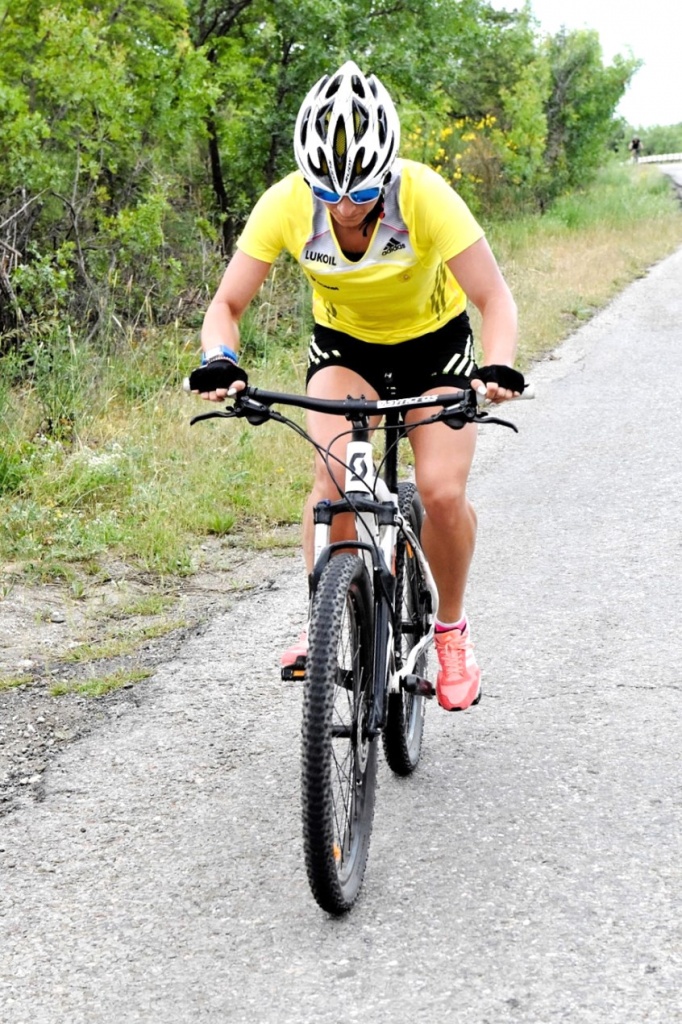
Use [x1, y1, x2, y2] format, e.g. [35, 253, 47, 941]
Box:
[189, 359, 248, 393]
[475, 365, 525, 393]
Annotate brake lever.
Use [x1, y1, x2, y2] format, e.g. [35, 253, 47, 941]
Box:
[441, 394, 478, 430]
[190, 409, 237, 426]
[441, 412, 473, 431]
[189, 392, 274, 427]
[236, 397, 272, 426]
[474, 411, 518, 432]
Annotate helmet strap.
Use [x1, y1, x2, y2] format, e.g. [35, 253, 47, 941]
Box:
[360, 194, 385, 237]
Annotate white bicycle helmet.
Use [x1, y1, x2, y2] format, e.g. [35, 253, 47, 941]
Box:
[294, 60, 400, 196]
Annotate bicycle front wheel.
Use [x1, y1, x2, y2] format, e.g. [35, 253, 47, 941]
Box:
[301, 554, 378, 915]
[383, 482, 428, 776]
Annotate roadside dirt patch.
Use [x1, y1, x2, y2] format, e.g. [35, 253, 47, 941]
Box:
[0, 530, 301, 817]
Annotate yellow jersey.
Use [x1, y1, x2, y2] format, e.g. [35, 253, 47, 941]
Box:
[236, 159, 484, 344]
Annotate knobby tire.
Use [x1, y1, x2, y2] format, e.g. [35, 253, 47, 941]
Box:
[382, 482, 428, 775]
[301, 554, 378, 915]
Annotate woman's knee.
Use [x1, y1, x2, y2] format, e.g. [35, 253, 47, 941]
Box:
[418, 473, 467, 512]
[311, 460, 343, 501]
[419, 481, 475, 533]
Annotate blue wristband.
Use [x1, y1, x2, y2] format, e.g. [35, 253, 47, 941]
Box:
[201, 345, 239, 366]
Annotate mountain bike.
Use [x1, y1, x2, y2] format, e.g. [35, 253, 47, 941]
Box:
[187, 380, 522, 914]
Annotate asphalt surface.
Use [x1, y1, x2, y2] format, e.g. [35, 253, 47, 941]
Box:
[2, 242, 681, 1023]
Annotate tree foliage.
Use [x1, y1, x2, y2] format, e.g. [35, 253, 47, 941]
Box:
[1, 0, 215, 343]
[542, 29, 640, 200]
[0, 0, 641, 363]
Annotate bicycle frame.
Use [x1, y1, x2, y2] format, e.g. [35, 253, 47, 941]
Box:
[308, 409, 439, 738]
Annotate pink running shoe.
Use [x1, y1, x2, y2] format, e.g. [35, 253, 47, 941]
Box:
[434, 624, 482, 711]
[280, 630, 308, 681]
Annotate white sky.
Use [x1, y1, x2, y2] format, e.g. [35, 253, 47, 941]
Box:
[490, 0, 682, 128]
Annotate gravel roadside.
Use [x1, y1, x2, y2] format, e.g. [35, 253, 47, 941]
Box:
[0, 535, 301, 818]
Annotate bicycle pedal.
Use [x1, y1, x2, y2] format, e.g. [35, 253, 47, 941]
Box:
[401, 674, 435, 698]
[281, 655, 306, 682]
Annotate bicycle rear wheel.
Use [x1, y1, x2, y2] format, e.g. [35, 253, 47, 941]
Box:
[301, 553, 378, 914]
[383, 482, 428, 776]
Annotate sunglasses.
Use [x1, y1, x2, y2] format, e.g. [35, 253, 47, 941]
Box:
[312, 185, 382, 205]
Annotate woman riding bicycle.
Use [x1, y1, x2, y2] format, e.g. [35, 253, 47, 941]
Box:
[194, 60, 522, 712]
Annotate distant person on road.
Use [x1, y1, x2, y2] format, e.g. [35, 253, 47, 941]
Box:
[193, 60, 523, 713]
[628, 136, 642, 163]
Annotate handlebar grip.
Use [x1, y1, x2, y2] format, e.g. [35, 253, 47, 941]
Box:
[476, 383, 535, 407]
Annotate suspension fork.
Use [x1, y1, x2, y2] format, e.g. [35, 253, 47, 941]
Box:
[309, 534, 395, 741]
[367, 584, 394, 739]
[355, 407, 402, 740]
[312, 409, 402, 739]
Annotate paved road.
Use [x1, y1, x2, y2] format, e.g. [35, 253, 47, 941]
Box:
[2, 247, 682, 1024]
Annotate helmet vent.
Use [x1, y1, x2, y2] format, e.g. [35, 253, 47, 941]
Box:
[309, 148, 330, 180]
[351, 74, 366, 98]
[377, 108, 388, 146]
[333, 118, 347, 179]
[352, 101, 369, 139]
[299, 110, 310, 148]
[354, 149, 377, 181]
[324, 75, 342, 99]
[314, 103, 333, 141]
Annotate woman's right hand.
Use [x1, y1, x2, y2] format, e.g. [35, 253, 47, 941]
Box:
[188, 360, 248, 401]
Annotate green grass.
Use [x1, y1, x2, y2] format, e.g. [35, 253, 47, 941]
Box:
[49, 668, 152, 698]
[1, 162, 681, 586]
[0, 675, 33, 691]
[0, 330, 310, 580]
[113, 594, 177, 617]
[61, 619, 189, 663]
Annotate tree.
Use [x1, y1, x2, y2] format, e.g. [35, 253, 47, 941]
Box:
[0, 0, 212, 341]
[542, 29, 640, 200]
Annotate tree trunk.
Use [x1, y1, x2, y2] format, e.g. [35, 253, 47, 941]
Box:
[206, 113, 234, 254]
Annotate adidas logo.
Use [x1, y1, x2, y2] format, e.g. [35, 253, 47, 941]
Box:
[381, 236, 406, 256]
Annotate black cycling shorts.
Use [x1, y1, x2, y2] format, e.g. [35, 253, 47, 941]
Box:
[306, 312, 477, 400]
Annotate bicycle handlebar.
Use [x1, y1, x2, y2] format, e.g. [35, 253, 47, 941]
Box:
[183, 378, 534, 431]
[191, 383, 477, 415]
